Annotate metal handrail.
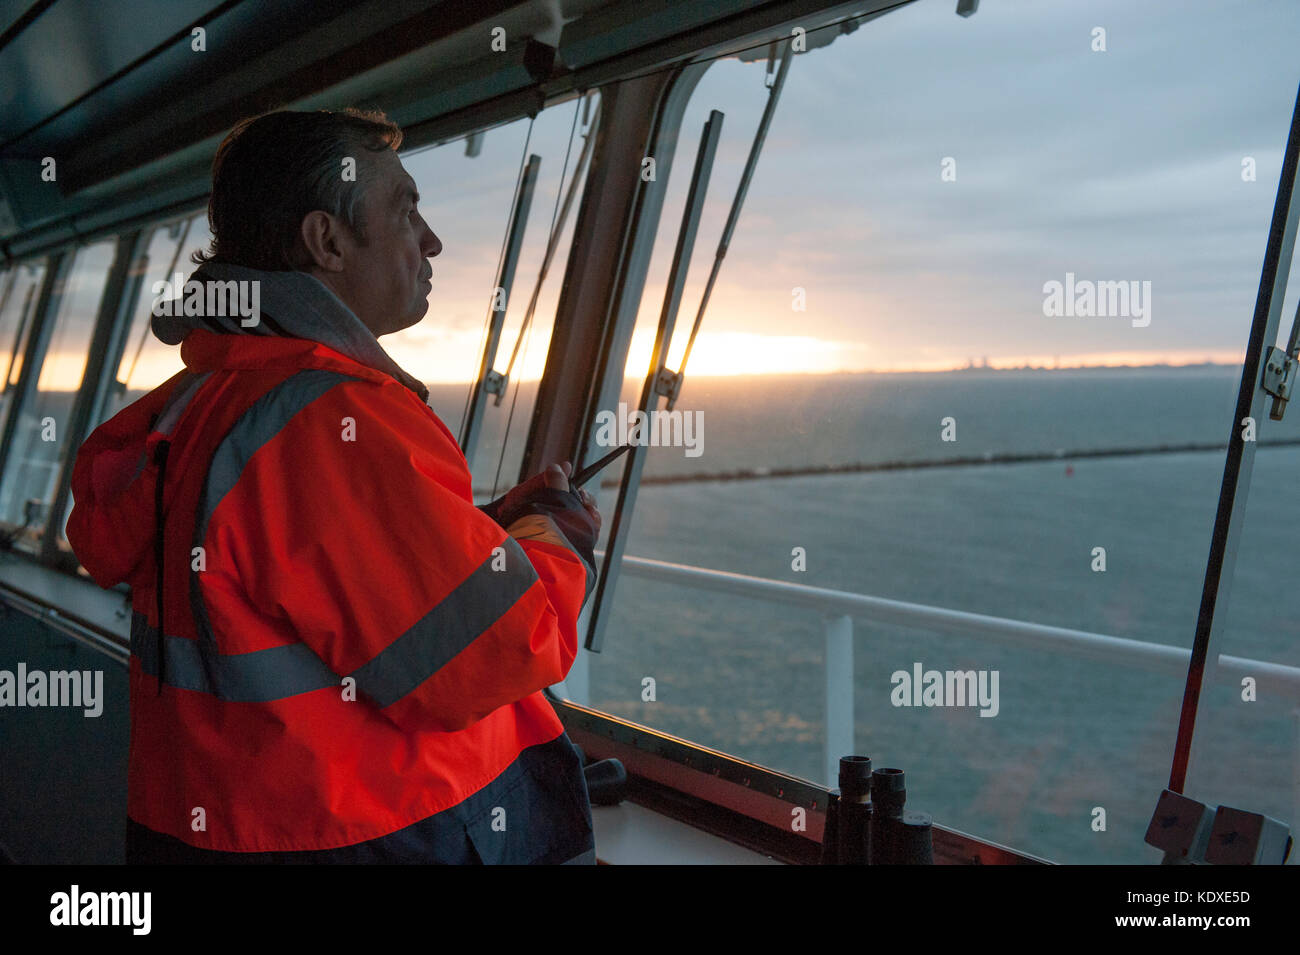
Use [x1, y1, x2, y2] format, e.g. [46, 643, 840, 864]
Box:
[8, 544, 1297, 833]
[0, 583, 130, 666]
[606, 552, 1300, 697]
[583, 549, 1300, 823]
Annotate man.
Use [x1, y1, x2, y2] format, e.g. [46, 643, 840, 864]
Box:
[65, 108, 602, 863]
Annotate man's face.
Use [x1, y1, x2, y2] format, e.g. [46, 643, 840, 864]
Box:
[317, 148, 441, 337]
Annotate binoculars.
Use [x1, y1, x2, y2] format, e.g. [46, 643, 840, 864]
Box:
[820, 755, 934, 865]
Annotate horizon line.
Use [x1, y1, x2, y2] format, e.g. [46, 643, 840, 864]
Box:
[417, 357, 1245, 386]
[56, 357, 1246, 395]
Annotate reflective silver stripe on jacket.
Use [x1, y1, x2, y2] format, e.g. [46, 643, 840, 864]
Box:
[135, 368, 545, 702]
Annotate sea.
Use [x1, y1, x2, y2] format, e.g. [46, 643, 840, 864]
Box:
[435, 365, 1300, 864]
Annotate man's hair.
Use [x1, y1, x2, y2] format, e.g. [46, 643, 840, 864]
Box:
[192, 108, 403, 271]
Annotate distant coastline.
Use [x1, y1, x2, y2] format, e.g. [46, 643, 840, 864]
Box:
[622, 360, 1243, 383]
[416, 360, 1244, 390]
[930, 360, 1237, 374]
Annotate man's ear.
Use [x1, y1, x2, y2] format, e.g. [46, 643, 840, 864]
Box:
[299, 210, 347, 272]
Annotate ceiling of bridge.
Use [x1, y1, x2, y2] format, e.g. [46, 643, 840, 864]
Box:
[1, 1, 534, 178]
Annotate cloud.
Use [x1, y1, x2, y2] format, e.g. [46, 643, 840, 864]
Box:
[641, 0, 1300, 368]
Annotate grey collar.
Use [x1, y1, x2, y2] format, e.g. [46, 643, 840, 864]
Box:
[150, 261, 430, 404]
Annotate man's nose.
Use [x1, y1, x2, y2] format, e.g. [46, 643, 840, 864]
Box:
[422, 224, 442, 258]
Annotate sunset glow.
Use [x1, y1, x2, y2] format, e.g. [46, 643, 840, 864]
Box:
[30, 336, 1247, 393]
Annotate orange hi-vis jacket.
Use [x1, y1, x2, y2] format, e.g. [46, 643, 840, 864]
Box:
[66, 328, 598, 863]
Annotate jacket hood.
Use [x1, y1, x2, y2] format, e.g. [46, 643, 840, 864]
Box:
[151, 261, 429, 404]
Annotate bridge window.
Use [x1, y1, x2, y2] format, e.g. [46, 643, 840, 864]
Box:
[571, 1, 1300, 863]
[50, 216, 208, 552]
[1182, 278, 1300, 842]
[96, 217, 205, 426]
[383, 92, 600, 498]
[0, 260, 48, 464]
[0, 240, 116, 550]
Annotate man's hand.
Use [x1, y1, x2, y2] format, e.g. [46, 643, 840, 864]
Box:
[492, 461, 602, 534]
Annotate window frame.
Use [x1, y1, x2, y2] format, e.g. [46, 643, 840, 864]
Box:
[546, 25, 1300, 863]
[13, 0, 1281, 865]
[0, 258, 52, 451]
[48, 216, 214, 567]
[0, 249, 66, 543]
[83, 216, 198, 442]
[40, 231, 147, 567]
[0, 235, 129, 563]
[538, 53, 877, 864]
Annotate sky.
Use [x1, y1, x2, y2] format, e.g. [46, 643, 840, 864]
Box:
[391, 0, 1300, 381]
[629, 0, 1300, 377]
[12, 0, 1300, 389]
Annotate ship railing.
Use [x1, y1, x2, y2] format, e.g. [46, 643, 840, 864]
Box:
[563, 552, 1300, 832]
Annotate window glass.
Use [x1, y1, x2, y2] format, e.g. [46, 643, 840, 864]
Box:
[0, 260, 48, 450]
[53, 216, 207, 549]
[574, 0, 1300, 863]
[1179, 270, 1300, 853]
[98, 216, 204, 424]
[385, 92, 601, 499]
[0, 241, 115, 548]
